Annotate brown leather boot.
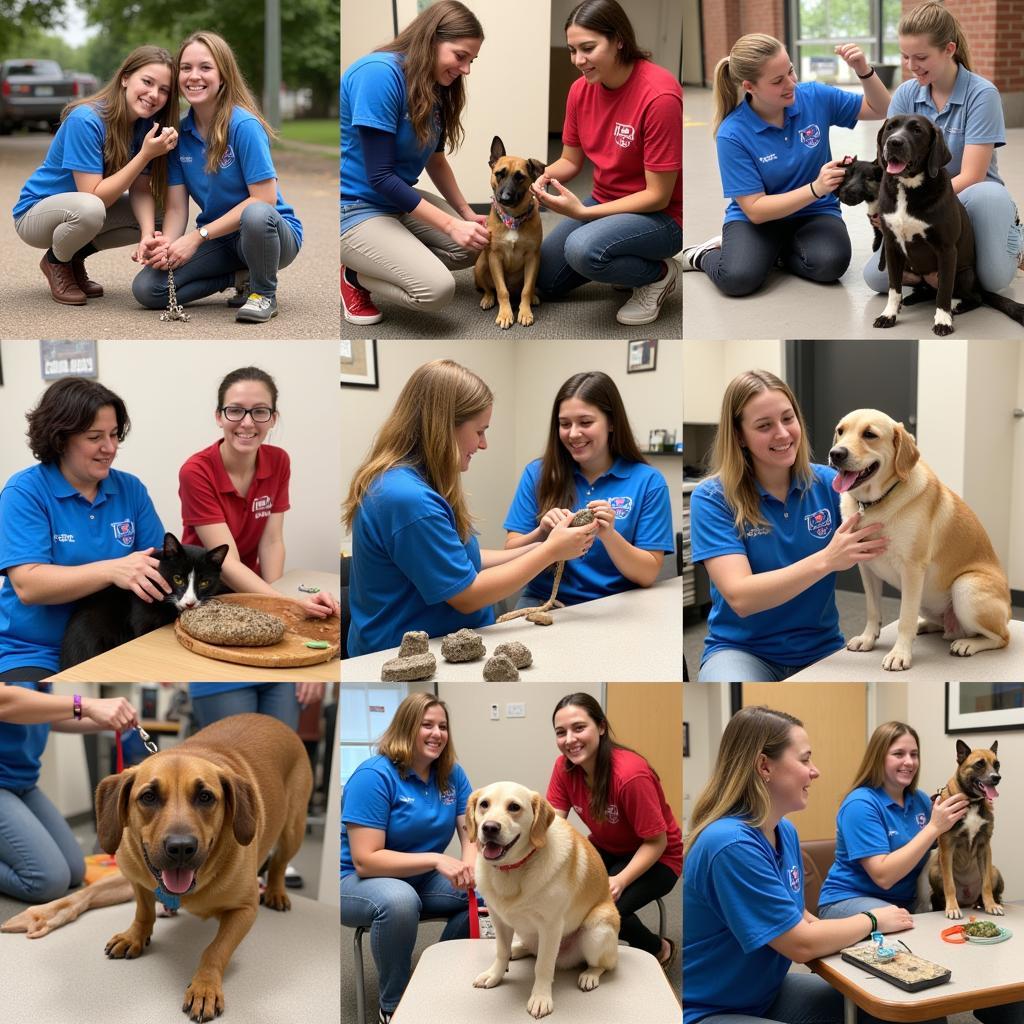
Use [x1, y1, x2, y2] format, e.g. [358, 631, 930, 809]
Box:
[39, 254, 87, 305]
[71, 255, 104, 298]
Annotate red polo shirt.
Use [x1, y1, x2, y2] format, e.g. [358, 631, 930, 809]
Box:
[563, 58, 682, 227]
[547, 746, 683, 876]
[179, 441, 291, 575]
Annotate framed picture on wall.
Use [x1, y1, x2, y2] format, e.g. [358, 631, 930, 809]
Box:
[340, 339, 379, 388]
[627, 339, 657, 373]
[683, 721, 690, 758]
[945, 682, 1024, 734]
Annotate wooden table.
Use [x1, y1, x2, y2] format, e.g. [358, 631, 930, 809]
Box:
[46, 569, 340, 683]
[342, 577, 683, 682]
[808, 903, 1024, 1022]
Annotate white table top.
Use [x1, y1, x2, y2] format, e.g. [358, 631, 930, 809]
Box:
[343, 577, 683, 682]
[809, 902, 1024, 1021]
[788, 619, 1024, 682]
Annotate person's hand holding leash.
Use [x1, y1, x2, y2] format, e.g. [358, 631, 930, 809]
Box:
[162, 230, 202, 270]
[436, 853, 475, 890]
[82, 696, 139, 732]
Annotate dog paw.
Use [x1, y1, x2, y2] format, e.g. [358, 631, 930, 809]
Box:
[986, 903, 1005, 916]
[577, 968, 602, 991]
[261, 888, 291, 911]
[882, 647, 912, 671]
[527, 991, 554, 1018]
[873, 315, 897, 329]
[517, 307, 535, 327]
[495, 307, 514, 329]
[104, 929, 149, 959]
[846, 633, 877, 652]
[183, 973, 225, 1023]
[949, 638, 983, 657]
[479, 293, 495, 311]
[945, 905, 964, 920]
[932, 322, 954, 337]
[473, 967, 505, 989]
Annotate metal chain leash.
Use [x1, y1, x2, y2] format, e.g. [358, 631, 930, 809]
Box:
[137, 725, 159, 755]
[160, 267, 191, 322]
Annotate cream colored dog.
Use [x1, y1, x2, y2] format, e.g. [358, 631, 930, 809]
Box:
[466, 781, 619, 1019]
[829, 408, 1011, 671]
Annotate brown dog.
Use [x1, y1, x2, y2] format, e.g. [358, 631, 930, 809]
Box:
[95, 714, 312, 1022]
[474, 135, 545, 329]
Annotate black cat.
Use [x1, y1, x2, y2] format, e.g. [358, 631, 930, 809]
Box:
[59, 532, 229, 669]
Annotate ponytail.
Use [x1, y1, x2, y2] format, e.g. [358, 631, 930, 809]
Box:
[712, 33, 784, 136]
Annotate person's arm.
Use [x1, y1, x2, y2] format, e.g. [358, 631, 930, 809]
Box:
[257, 512, 286, 583]
[424, 151, 482, 222]
[951, 144, 995, 193]
[6, 551, 170, 606]
[456, 813, 477, 872]
[768, 903, 914, 963]
[71, 123, 177, 208]
[608, 832, 667, 899]
[537, 168, 678, 220]
[141, 184, 189, 268]
[536, 145, 584, 190]
[587, 500, 663, 587]
[128, 175, 157, 262]
[735, 161, 848, 225]
[832, 45, 890, 120]
[0, 685, 138, 732]
[479, 543, 543, 568]
[348, 824, 472, 887]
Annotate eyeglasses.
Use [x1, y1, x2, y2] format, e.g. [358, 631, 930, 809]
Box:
[219, 405, 274, 423]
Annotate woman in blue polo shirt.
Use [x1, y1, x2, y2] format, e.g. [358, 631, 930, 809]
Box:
[690, 370, 888, 682]
[863, 2, 1024, 295]
[13, 45, 179, 306]
[681, 34, 890, 297]
[0, 378, 168, 681]
[684, 705, 915, 1024]
[504, 370, 672, 607]
[133, 31, 301, 324]
[342, 359, 597, 657]
[341, 692, 475, 1024]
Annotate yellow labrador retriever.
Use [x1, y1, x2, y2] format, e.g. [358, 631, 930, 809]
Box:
[467, 781, 619, 1019]
[829, 408, 1011, 671]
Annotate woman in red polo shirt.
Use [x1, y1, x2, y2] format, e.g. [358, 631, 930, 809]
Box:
[178, 366, 338, 619]
[547, 691, 681, 969]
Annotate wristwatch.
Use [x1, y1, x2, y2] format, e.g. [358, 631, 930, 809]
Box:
[198, 226, 209, 242]
[73, 694, 82, 720]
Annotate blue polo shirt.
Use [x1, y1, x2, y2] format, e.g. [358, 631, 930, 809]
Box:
[340, 52, 440, 231]
[889, 64, 1004, 184]
[347, 466, 495, 658]
[167, 106, 302, 246]
[717, 81, 862, 224]
[818, 786, 934, 908]
[13, 104, 154, 219]
[0, 683, 51, 790]
[690, 465, 844, 667]
[684, 816, 804, 1024]
[503, 457, 674, 605]
[0, 463, 165, 673]
[340, 753, 472, 878]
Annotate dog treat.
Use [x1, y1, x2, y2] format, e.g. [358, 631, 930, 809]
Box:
[398, 630, 430, 657]
[494, 641, 532, 668]
[441, 628, 486, 662]
[483, 654, 519, 681]
[304, 641, 330, 650]
[179, 600, 285, 646]
[381, 652, 436, 682]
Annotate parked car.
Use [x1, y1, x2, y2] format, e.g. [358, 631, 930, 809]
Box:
[0, 59, 82, 134]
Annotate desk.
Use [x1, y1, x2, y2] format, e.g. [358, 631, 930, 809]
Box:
[808, 903, 1024, 1022]
[788, 619, 1024, 682]
[342, 577, 683, 682]
[46, 569, 340, 683]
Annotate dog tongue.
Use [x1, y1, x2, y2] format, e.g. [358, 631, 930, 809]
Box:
[981, 783, 999, 801]
[482, 842, 505, 861]
[832, 471, 861, 493]
[887, 159, 908, 175]
[160, 868, 195, 894]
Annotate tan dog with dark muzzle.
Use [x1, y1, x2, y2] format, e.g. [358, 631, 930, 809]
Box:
[474, 135, 545, 329]
[95, 713, 312, 1022]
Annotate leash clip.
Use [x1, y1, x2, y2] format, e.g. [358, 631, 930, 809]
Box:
[137, 726, 159, 755]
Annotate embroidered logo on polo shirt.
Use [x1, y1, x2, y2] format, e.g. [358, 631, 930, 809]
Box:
[606, 803, 620, 823]
[398, 795, 414, 804]
[53, 532, 75, 543]
[788, 865, 800, 892]
[759, 153, 778, 164]
[441, 786, 455, 806]
[608, 496, 633, 519]
[219, 145, 235, 170]
[917, 813, 927, 827]
[252, 495, 272, 519]
[799, 124, 821, 148]
[111, 520, 136, 548]
[180, 154, 193, 163]
[613, 122, 635, 148]
[745, 525, 771, 538]
[805, 508, 833, 538]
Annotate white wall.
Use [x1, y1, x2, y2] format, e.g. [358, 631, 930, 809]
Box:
[1012, 350, 1024, 588]
[682, 340, 785, 424]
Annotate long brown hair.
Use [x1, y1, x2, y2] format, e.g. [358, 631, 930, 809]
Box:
[535, 371, 648, 518]
[845, 721, 922, 797]
[343, 359, 493, 542]
[564, 0, 651, 63]
[177, 31, 276, 175]
[899, 1, 972, 70]
[377, 692, 457, 794]
[63, 45, 177, 205]
[375, 0, 483, 151]
[711, 33, 783, 135]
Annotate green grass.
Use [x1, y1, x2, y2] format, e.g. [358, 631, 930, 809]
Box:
[278, 119, 338, 147]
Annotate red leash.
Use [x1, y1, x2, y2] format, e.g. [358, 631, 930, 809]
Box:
[468, 889, 480, 938]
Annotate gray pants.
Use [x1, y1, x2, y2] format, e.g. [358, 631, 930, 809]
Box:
[14, 192, 141, 262]
[340, 189, 476, 312]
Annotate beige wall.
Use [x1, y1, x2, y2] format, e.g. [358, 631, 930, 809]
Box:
[0, 340, 340, 575]
[341, 0, 393, 67]
[1012, 351, 1024, 587]
[683, 340, 785, 424]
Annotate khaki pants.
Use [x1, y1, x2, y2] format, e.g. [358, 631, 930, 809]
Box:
[14, 192, 141, 262]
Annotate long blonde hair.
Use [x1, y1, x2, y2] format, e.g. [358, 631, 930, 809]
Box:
[686, 706, 803, 854]
[343, 359, 493, 542]
[63, 45, 177, 205]
[704, 370, 814, 536]
[845, 721, 922, 797]
[377, 692, 457, 795]
[177, 31, 276, 175]
[899, 1, 972, 71]
[712, 33, 783, 135]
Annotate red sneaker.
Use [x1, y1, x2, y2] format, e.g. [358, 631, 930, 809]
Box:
[341, 265, 383, 325]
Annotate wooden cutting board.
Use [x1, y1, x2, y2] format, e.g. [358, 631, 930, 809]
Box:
[174, 594, 340, 667]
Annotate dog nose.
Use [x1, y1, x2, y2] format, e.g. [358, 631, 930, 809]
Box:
[481, 821, 501, 840]
[829, 446, 848, 466]
[163, 833, 198, 865]
[991, 774, 1001, 785]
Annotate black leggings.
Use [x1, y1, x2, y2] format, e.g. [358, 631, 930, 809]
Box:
[594, 846, 678, 956]
[700, 214, 852, 297]
[0, 666, 52, 681]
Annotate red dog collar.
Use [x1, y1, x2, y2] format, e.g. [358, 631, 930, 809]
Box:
[497, 847, 538, 872]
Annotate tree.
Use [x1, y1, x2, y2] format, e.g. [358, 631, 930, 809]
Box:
[0, 0, 69, 54]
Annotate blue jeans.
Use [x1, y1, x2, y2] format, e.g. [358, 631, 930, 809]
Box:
[863, 180, 1024, 293]
[341, 870, 470, 1013]
[0, 784, 85, 902]
[698, 648, 810, 682]
[537, 196, 682, 297]
[132, 201, 300, 307]
[190, 684, 300, 731]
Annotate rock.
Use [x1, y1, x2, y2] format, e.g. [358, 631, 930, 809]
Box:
[483, 654, 519, 681]
[441, 628, 485, 662]
[179, 600, 285, 646]
[493, 641, 532, 669]
[381, 652, 436, 681]
[398, 631, 430, 657]
[526, 610, 553, 626]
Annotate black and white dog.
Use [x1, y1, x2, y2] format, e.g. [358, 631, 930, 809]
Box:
[836, 155, 884, 270]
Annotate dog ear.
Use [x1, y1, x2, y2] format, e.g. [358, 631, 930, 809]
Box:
[956, 739, 972, 764]
[927, 124, 952, 178]
[991, 740, 999, 756]
[221, 771, 257, 846]
[95, 769, 137, 855]
[892, 422, 920, 480]
[465, 790, 480, 845]
[875, 122, 888, 169]
[527, 158, 545, 183]
[528, 792, 556, 849]
[489, 136, 506, 168]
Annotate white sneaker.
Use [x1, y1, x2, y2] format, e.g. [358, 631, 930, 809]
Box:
[680, 234, 722, 271]
[615, 259, 679, 326]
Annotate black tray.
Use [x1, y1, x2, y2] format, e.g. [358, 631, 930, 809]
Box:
[840, 946, 951, 993]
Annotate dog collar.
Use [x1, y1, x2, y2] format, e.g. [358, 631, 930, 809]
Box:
[497, 847, 538, 872]
[154, 885, 183, 911]
[491, 197, 536, 231]
[857, 480, 900, 513]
